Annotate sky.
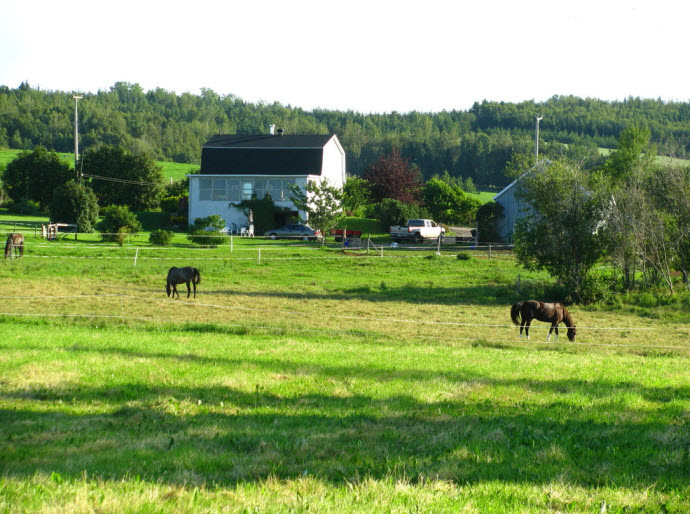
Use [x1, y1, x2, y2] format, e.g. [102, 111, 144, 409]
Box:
[1, 0, 689, 114]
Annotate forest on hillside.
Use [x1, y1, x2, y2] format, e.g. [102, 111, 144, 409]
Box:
[1, 82, 689, 188]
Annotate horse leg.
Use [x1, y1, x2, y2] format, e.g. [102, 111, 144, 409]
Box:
[186, 281, 191, 298]
[173, 284, 179, 298]
[547, 324, 558, 342]
[525, 320, 531, 340]
[192, 281, 196, 298]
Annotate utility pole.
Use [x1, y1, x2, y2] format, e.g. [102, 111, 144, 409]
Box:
[535, 115, 543, 164]
[73, 95, 83, 181]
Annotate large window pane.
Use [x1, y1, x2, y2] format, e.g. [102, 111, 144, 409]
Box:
[242, 181, 253, 200]
[199, 178, 212, 190]
[228, 179, 240, 202]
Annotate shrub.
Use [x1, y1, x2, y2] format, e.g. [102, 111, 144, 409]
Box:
[149, 229, 174, 246]
[160, 195, 182, 213]
[365, 198, 429, 227]
[114, 226, 129, 246]
[457, 252, 472, 260]
[98, 205, 143, 242]
[8, 198, 41, 215]
[186, 215, 227, 246]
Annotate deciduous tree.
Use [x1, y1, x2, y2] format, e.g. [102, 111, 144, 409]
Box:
[81, 145, 165, 211]
[4, 146, 72, 208]
[288, 178, 344, 240]
[514, 160, 608, 302]
[363, 150, 422, 204]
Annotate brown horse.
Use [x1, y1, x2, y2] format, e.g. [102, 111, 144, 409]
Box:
[166, 266, 201, 298]
[4, 233, 24, 259]
[510, 300, 577, 342]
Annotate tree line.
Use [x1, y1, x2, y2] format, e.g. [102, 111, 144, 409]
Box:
[2, 82, 690, 188]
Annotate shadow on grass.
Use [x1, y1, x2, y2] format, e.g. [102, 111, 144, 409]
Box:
[210, 281, 571, 307]
[1, 345, 689, 490]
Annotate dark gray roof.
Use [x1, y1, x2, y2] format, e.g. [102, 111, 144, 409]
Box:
[203, 134, 334, 149]
[201, 134, 335, 175]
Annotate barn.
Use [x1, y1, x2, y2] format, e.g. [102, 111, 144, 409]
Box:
[492, 160, 550, 242]
[188, 130, 346, 232]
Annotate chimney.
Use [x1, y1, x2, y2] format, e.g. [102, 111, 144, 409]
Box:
[277, 128, 284, 136]
[269, 124, 275, 135]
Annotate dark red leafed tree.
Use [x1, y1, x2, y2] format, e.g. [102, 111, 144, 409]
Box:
[363, 150, 422, 204]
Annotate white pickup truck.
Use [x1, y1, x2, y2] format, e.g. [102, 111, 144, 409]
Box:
[389, 219, 445, 243]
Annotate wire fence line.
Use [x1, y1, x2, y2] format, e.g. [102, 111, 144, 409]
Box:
[0, 292, 669, 336]
[0, 307, 685, 350]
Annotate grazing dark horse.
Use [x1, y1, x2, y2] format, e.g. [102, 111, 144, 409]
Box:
[510, 300, 577, 342]
[166, 266, 201, 298]
[4, 233, 24, 259]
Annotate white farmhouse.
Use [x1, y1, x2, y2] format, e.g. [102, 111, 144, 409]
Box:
[188, 131, 346, 231]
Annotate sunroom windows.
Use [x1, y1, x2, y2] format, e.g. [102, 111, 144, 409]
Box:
[199, 177, 297, 202]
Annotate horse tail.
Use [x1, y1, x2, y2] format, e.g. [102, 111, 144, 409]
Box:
[4, 236, 10, 258]
[193, 268, 201, 285]
[510, 302, 522, 326]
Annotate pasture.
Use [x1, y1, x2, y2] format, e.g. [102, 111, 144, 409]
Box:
[1, 235, 689, 512]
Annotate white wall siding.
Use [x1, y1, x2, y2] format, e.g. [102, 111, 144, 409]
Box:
[188, 175, 308, 230]
[321, 136, 346, 188]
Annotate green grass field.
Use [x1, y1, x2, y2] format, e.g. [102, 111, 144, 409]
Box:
[0, 233, 688, 512]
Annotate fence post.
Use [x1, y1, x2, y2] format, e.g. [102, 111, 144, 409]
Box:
[437, 233, 442, 255]
[488, 244, 492, 261]
[133, 248, 139, 267]
[258, 248, 261, 264]
[230, 235, 233, 253]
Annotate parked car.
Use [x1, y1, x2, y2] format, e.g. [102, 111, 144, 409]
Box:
[265, 224, 321, 240]
[389, 219, 445, 243]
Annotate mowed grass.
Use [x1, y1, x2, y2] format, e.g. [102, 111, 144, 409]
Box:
[1, 238, 689, 512]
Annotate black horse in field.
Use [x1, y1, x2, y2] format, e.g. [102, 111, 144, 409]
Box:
[510, 300, 577, 342]
[4, 233, 24, 259]
[166, 266, 201, 298]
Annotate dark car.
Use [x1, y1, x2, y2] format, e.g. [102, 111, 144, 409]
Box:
[265, 224, 321, 240]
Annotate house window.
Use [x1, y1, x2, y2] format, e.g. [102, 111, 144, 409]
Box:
[212, 178, 228, 201]
[268, 179, 282, 200]
[228, 179, 240, 202]
[283, 179, 296, 200]
[199, 178, 212, 200]
[254, 179, 267, 199]
[242, 181, 253, 200]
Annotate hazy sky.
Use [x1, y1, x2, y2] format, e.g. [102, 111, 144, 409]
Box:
[1, 0, 688, 113]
